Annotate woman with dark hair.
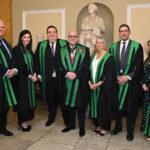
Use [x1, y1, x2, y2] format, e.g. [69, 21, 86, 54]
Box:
[13, 29, 37, 131]
[141, 40, 150, 141]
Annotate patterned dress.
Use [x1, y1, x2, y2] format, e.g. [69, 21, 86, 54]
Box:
[141, 62, 150, 137]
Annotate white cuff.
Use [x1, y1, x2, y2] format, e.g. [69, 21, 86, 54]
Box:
[127, 75, 131, 80]
[13, 68, 18, 75]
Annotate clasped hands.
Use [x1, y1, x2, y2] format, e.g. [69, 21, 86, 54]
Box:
[67, 72, 76, 80]
[88, 80, 104, 90]
[117, 75, 129, 84]
[28, 73, 37, 82]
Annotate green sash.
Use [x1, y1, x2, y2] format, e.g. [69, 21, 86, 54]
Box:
[22, 47, 35, 108]
[90, 52, 111, 118]
[0, 48, 17, 109]
[39, 39, 67, 100]
[60, 44, 86, 107]
[110, 40, 139, 110]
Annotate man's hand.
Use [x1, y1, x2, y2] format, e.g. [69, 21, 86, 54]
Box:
[6, 69, 17, 78]
[117, 75, 129, 84]
[67, 72, 76, 80]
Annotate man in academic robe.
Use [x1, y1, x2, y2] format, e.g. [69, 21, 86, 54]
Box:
[60, 31, 90, 137]
[109, 24, 143, 141]
[35, 25, 67, 126]
[0, 19, 18, 136]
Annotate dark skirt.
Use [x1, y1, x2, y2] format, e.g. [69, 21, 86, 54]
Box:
[18, 109, 34, 124]
[141, 103, 150, 137]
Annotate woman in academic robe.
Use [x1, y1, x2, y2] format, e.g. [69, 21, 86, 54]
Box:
[141, 40, 150, 141]
[13, 30, 37, 131]
[89, 38, 118, 135]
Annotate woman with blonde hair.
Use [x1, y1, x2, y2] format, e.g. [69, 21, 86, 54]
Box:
[89, 38, 118, 135]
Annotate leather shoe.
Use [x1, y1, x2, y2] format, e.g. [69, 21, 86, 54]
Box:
[126, 133, 134, 141]
[111, 128, 122, 135]
[79, 129, 85, 137]
[62, 127, 75, 133]
[45, 120, 54, 127]
[0, 128, 13, 136]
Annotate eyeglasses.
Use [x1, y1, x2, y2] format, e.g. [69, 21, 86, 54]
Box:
[68, 35, 78, 38]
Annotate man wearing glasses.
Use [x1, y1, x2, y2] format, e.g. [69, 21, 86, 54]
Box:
[60, 31, 90, 137]
[110, 24, 143, 141]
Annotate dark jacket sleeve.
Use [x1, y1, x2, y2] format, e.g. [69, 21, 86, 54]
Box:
[75, 47, 90, 79]
[128, 44, 143, 80]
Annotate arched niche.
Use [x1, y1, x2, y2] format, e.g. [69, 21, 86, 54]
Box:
[77, 3, 114, 49]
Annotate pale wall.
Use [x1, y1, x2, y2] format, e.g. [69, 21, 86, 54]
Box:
[12, 0, 150, 49]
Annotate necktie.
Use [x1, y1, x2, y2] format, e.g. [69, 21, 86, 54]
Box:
[70, 48, 75, 65]
[120, 41, 126, 60]
[0, 39, 11, 58]
[51, 42, 55, 57]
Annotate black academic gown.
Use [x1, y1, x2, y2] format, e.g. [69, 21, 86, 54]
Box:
[12, 45, 35, 113]
[113, 40, 143, 115]
[90, 56, 118, 131]
[0, 38, 16, 128]
[60, 43, 90, 109]
[0, 38, 15, 111]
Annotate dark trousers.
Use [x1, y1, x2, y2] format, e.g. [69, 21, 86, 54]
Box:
[114, 110, 138, 135]
[46, 78, 58, 122]
[0, 108, 9, 129]
[63, 107, 86, 130]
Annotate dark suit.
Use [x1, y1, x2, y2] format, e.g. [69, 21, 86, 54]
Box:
[35, 39, 67, 122]
[110, 39, 143, 135]
[0, 38, 15, 130]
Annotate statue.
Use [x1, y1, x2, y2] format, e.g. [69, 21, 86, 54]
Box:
[79, 3, 105, 54]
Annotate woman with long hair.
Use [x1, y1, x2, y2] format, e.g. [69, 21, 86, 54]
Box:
[13, 29, 37, 131]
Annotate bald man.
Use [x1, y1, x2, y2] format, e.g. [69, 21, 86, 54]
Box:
[60, 31, 90, 137]
[0, 19, 18, 136]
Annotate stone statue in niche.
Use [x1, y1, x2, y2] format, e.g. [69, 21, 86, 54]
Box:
[79, 3, 105, 54]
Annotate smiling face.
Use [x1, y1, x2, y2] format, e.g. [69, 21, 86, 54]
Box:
[0, 20, 5, 38]
[21, 33, 31, 47]
[68, 31, 78, 47]
[119, 26, 130, 41]
[95, 38, 106, 52]
[47, 27, 58, 42]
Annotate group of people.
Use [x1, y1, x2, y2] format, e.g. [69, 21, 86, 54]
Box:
[0, 18, 150, 142]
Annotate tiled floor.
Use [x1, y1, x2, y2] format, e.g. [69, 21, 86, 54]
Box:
[0, 101, 150, 150]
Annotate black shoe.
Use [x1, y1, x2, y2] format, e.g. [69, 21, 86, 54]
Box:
[28, 125, 32, 130]
[18, 124, 31, 132]
[45, 120, 54, 127]
[62, 127, 75, 133]
[79, 129, 85, 137]
[0, 128, 13, 136]
[111, 128, 122, 135]
[126, 133, 134, 141]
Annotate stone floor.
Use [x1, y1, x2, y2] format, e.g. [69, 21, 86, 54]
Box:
[0, 101, 150, 150]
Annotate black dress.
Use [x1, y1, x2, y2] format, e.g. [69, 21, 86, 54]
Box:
[13, 45, 36, 124]
[141, 61, 150, 137]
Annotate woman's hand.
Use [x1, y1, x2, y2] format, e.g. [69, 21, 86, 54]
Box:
[142, 84, 149, 92]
